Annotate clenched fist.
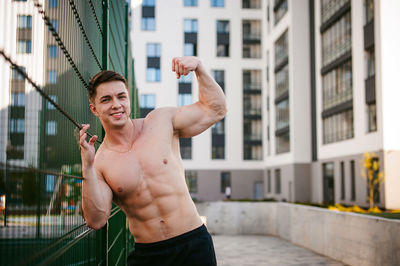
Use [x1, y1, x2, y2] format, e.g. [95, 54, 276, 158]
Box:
[172, 56, 201, 79]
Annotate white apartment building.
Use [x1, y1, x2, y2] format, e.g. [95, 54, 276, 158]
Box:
[131, 0, 400, 209]
[0, 0, 45, 168]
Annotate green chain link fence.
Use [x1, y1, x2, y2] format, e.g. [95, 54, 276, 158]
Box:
[0, 0, 138, 265]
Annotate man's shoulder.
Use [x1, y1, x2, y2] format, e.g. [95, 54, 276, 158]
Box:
[144, 106, 177, 120]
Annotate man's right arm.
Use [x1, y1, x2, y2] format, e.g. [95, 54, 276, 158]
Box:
[79, 124, 113, 230]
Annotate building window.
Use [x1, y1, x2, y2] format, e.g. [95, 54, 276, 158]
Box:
[141, 17, 155, 31]
[146, 68, 160, 82]
[184, 0, 197, 6]
[48, 45, 57, 58]
[18, 15, 32, 29]
[323, 109, 353, 144]
[178, 94, 192, 106]
[12, 67, 26, 80]
[11, 93, 26, 107]
[275, 169, 281, 194]
[10, 119, 25, 133]
[242, 0, 261, 9]
[267, 170, 271, 193]
[184, 43, 196, 56]
[321, 0, 349, 23]
[49, 0, 58, 8]
[47, 95, 57, 109]
[211, 0, 224, 7]
[366, 103, 377, 132]
[275, 30, 288, 67]
[180, 139, 192, 159]
[365, 0, 374, 24]
[179, 72, 193, 84]
[275, 65, 289, 97]
[46, 121, 57, 135]
[216, 20, 230, 57]
[323, 162, 335, 205]
[211, 70, 225, 90]
[242, 20, 261, 58]
[146, 43, 161, 57]
[143, 0, 155, 6]
[321, 12, 351, 67]
[276, 131, 290, 154]
[184, 19, 198, 33]
[185, 171, 197, 193]
[274, 0, 287, 25]
[350, 160, 356, 201]
[366, 49, 375, 78]
[212, 119, 225, 159]
[220, 172, 231, 193]
[340, 161, 345, 200]
[46, 175, 56, 192]
[17, 40, 32, 54]
[322, 61, 352, 111]
[47, 70, 57, 84]
[276, 99, 289, 131]
[49, 19, 58, 32]
[140, 94, 156, 108]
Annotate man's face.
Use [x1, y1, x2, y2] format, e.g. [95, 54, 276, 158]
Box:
[90, 81, 131, 128]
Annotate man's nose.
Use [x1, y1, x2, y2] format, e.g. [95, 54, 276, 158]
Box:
[111, 98, 122, 108]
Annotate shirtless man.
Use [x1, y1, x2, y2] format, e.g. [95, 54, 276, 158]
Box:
[79, 56, 226, 266]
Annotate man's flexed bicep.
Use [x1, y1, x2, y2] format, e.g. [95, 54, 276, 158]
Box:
[172, 57, 227, 138]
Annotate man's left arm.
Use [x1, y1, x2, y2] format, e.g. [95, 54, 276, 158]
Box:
[171, 56, 227, 138]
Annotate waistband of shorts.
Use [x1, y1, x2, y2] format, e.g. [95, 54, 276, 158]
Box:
[134, 224, 208, 250]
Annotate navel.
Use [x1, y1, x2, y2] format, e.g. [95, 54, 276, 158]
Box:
[163, 159, 168, 165]
[117, 187, 123, 193]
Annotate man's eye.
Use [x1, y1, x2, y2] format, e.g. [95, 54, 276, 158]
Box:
[119, 95, 126, 99]
[101, 98, 110, 102]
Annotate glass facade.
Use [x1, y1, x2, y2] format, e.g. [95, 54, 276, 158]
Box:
[323, 109, 353, 144]
[322, 61, 352, 110]
[321, 12, 351, 67]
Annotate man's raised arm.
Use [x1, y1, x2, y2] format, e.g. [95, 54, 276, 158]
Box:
[79, 124, 113, 230]
[171, 56, 227, 138]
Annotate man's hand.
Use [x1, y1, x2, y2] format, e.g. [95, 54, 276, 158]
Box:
[79, 124, 98, 169]
[172, 56, 201, 79]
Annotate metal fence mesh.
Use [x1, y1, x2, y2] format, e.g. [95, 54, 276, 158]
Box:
[0, 0, 136, 265]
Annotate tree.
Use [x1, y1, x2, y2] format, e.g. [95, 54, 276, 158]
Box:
[361, 152, 384, 209]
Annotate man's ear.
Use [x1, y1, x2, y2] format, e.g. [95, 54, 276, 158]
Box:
[89, 103, 99, 117]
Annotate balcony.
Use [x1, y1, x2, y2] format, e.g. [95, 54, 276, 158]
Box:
[242, 32, 261, 44]
[243, 82, 262, 93]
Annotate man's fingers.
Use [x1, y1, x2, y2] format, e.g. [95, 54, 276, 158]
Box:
[79, 124, 90, 137]
[88, 135, 98, 145]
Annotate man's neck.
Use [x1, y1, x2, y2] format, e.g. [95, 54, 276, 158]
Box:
[103, 119, 136, 148]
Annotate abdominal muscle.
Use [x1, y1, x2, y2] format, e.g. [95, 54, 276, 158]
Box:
[116, 175, 203, 243]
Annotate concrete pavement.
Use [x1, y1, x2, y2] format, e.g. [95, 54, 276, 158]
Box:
[213, 235, 345, 266]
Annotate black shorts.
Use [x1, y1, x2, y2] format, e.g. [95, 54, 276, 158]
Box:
[127, 224, 217, 266]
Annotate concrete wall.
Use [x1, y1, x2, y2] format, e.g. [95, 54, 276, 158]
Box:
[191, 169, 264, 201]
[196, 202, 400, 266]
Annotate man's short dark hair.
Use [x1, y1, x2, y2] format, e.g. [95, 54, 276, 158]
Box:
[88, 70, 128, 102]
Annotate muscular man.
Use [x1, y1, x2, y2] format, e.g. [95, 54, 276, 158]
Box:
[79, 56, 226, 266]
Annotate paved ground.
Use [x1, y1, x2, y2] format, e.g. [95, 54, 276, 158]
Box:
[213, 235, 345, 266]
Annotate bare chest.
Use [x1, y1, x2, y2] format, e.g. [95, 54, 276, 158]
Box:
[98, 132, 179, 200]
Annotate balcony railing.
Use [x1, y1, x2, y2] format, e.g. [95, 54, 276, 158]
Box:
[243, 32, 261, 42]
[323, 89, 352, 111]
[243, 82, 262, 92]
